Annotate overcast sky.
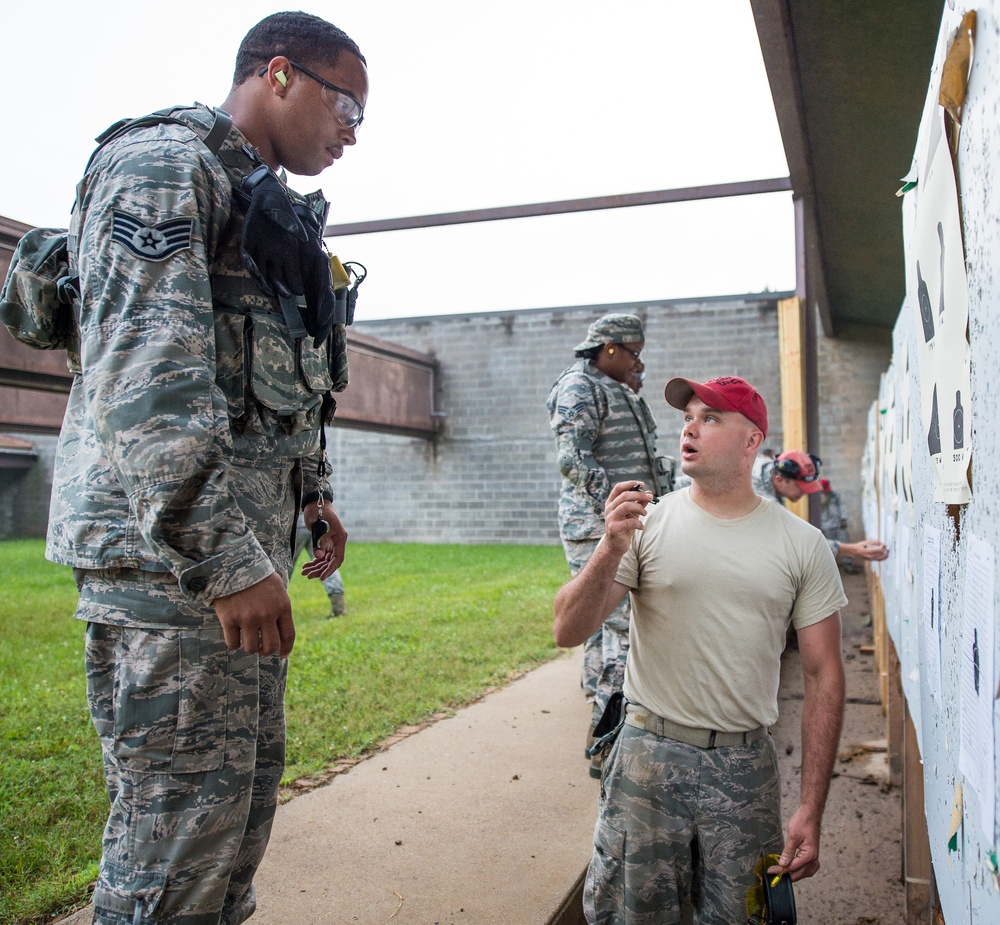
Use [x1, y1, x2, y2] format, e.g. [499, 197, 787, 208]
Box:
[1, 0, 793, 319]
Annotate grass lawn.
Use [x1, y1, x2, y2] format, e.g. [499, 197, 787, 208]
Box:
[0, 539, 567, 924]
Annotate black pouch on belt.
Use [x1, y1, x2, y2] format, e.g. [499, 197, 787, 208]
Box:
[587, 690, 626, 758]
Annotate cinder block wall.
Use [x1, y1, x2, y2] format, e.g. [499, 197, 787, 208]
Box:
[0, 434, 58, 539]
[331, 296, 790, 545]
[816, 324, 892, 538]
[0, 296, 887, 544]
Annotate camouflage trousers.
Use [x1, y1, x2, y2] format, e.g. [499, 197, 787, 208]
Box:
[585, 724, 783, 925]
[562, 538, 631, 725]
[76, 460, 298, 924]
[81, 578, 287, 925]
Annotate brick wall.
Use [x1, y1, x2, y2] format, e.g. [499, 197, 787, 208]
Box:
[0, 433, 58, 540]
[816, 323, 892, 539]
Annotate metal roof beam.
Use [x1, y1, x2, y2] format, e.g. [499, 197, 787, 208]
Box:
[324, 177, 792, 237]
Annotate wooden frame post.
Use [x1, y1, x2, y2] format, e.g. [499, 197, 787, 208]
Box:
[777, 295, 808, 521]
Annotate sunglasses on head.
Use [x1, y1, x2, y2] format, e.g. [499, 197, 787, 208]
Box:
[774, 454, 822, 482]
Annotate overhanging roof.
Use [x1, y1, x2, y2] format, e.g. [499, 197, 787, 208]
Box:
[752, 0, 943, 332]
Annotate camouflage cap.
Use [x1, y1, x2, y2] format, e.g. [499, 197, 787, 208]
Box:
[574, 313, 645, 352]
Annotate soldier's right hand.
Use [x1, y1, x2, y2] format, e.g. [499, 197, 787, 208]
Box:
[603, 481, 655, 554]
[213, 573, 296, 658]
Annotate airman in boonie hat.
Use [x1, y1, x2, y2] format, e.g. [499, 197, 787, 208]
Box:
[574, 313, 645, 353]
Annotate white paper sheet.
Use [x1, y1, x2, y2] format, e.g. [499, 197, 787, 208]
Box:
[908, 107, 973, 503]
[959, 534, 997, 842]
[922, 527, 943, 701]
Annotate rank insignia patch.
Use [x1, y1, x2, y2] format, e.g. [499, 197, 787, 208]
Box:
[111, 211, 193, 261]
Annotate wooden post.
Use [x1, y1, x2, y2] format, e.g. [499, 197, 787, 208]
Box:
[886, 633, 904, 788]
[903, 701, 932, 923]
[777, 296, 808, 521]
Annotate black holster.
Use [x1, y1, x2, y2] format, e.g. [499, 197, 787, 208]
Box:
[587, 690, 626, 758]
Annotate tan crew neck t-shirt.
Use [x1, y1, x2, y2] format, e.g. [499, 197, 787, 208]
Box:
[616, 487, 847, 732]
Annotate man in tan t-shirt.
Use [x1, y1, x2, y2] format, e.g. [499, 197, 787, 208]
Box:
[554, 375, 847, 925]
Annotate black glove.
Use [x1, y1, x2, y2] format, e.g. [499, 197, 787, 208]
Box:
[292, 202, 339, 347]
[299, 242, 339, 347]
[238, 166, 309, 298]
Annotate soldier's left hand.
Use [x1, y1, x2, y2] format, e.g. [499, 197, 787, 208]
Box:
[301, 502, 347, 580]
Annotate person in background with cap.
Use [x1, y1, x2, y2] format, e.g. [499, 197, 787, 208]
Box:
[554, 374, 847, 925]
[546, 313, 673, 777]
[755, 450, 888, 566]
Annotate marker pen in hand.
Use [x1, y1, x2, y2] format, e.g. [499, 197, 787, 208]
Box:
[632, 482, 659, 504]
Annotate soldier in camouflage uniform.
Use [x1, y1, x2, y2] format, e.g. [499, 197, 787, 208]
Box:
[554, 376, 847, 924]
[754, 450, 888, 566]
[818, 478, 850, 545]
[45, 13, 366, 924]
[545, 314, 672, 775]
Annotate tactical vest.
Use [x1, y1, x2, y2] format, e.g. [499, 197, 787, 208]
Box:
[592, 376, 659, 492]
[85, 105, 349, 463]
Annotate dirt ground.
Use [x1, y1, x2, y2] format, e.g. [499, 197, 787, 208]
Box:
[772, 567, 905, 925]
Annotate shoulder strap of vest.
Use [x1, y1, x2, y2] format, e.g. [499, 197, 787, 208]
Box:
[70, 109, 235, 270]
[87, 108, 233, 174]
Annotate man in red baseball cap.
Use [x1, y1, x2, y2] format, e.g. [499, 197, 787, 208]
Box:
[554, 373, 847, 924]
[663, 374, 769, 437]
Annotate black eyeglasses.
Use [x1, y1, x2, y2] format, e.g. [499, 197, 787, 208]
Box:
[616, 344, 642, 362]
[258, 60, 365, 128]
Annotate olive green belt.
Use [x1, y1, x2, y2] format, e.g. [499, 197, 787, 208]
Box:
[624, 703, 768, 749]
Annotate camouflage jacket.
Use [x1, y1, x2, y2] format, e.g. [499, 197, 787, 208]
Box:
[752, 458, 779, 501]
[820, 489, 849, 545]
[46, 104, 335, 602]
[546, 360, 663, 541]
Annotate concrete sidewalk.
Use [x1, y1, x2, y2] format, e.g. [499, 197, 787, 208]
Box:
[253, 651, 595, 924]
[61, 650, 597, 925]
[58, 568, 903, 925]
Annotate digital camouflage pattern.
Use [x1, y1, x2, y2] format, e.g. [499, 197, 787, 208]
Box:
[76, 457, 297, 924]
[548, 355, 667, 725]
[51, 104, 340, 923]
[573, 312, 646, 352]
[585, 725, 783, 925]
[546, 360, 665, 542]
[752, 457, 780, 502]
[47, 105, 334, 605]
[84, 594, 286, 924]
[820, 487, 849, 547]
